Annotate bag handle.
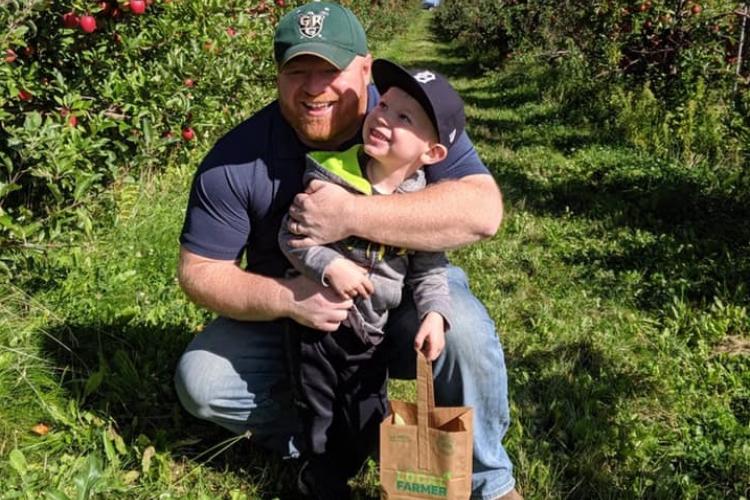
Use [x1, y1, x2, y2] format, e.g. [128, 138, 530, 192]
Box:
[416, 351, 435, 470]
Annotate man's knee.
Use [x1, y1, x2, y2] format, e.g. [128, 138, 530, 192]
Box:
[439, 266, 505, 377]
[445, 270, 497, 344]
[174, 349, 219, 420]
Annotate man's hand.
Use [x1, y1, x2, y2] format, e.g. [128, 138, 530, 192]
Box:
[324, 258, 374, 299]
[414, 312, 446, 361]
[286, 274, 353, 331]
[288, 180, 356, 248]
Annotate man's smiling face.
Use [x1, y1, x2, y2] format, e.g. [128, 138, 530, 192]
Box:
[277, 54, 372, 150]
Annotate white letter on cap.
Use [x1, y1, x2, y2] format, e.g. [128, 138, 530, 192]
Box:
[414, 71, 436, 84]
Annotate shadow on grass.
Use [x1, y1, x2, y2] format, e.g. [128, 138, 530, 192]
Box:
[40, 321, 320, 499]
[497, 156, 750, 310]
[434, 43, 750, 312]
[509, 339, 657, 498]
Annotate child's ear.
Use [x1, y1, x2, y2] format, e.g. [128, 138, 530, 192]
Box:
[420, 143, 448, 166]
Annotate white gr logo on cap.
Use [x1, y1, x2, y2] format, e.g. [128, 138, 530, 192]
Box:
[414, 71, 436, 84]
[298, 9, 328, 38]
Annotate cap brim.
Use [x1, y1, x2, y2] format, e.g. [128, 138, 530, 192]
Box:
[279, 42, 357, 70]
[371, 59, 438, 140]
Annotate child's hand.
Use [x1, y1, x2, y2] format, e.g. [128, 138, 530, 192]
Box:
[323, 258, 374, 299]
[414, 312, 446, 361]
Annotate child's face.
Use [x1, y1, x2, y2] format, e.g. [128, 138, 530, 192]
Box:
[362, 87, 439, 169]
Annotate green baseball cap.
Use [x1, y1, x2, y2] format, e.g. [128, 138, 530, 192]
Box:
[274, 2, 368, 70]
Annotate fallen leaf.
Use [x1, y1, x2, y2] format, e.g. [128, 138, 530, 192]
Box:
[122, 470, 140, 484]
[142, 445, 155, 474]
[31, 423, 50, 436]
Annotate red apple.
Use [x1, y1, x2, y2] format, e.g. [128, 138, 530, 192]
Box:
[182, 127, 195, 141]
[18, 89, 32, 102]
[80, 15, 97, 33]
[226, 27, 237, 37]
[184, 78, 195, 88]
[5, 49, 17, 63]
[130, 0, 146, 15]
[68, 115, 78, 127]
[99, 2, 111, 14]
[276, 0, 286, 7]
[691, 4, 702, 14]
[62, 11, 80, 28]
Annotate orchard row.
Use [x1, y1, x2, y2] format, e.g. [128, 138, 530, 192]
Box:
[0, 0, 414, 268]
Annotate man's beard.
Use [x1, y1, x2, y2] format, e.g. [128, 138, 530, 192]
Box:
[280, 96, 363, 149]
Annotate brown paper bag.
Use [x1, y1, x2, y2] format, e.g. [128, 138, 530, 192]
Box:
[379, 352, 473, 500]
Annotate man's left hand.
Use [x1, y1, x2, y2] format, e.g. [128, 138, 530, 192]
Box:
[288, 179, 355, 248]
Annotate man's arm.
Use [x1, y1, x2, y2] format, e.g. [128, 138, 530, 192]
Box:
[177, 247, 352, 332]
[288, 174, 503, 252]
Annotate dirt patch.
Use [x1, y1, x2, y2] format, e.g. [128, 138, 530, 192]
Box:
[712, 335, 750, 356]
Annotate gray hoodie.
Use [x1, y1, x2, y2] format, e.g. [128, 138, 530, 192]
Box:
[278, 145, 451, 346]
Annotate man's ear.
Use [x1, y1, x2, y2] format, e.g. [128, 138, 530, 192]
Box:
[420, 143, 448, 166]
[362, 53, 373, 81]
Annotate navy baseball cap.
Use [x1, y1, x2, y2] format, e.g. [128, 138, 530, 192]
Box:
[371, 58, 465, 149]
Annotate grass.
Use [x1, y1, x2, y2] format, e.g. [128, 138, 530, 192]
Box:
[3, 7, 750, 500]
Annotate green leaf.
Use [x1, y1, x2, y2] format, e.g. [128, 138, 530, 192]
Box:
[8, 449, 28, 477]
[0, 181, 21, 199]
[72, 455, 102, 500]
[102, 429, 118, 466]
[24, 112, 42, 130]
[76, 208, 93, 238]
[113, 431, 128, 456]
[0, 152, 14, 174]
[83, 370, 104, 398]
[44, 488, 72, 500]
[73, 172, 101, 202]
[0, 214, 21, 233]
[142, 117, 153, 145]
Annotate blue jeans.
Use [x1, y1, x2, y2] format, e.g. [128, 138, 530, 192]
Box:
[175, 266, 515, 499]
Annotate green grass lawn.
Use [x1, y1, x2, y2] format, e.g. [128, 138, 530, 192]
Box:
[2, 9, 749, 500]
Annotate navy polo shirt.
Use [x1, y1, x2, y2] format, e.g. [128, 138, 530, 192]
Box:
[179, 84, 489, 278]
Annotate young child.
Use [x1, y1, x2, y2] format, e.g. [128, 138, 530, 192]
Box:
[278, 58, 466, 499]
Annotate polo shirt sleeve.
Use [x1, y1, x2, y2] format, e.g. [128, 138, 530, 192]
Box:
[423, 130, 489, 183]
[179, 163, 251, 261]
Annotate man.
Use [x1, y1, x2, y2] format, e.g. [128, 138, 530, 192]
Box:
[175, 2, 521, 499]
